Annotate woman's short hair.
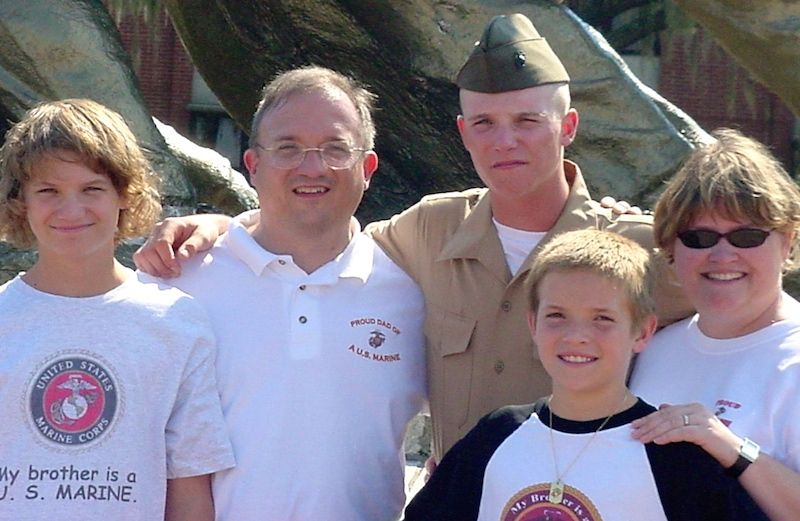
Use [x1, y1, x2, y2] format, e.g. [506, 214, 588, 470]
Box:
[654, 128, 800, 269]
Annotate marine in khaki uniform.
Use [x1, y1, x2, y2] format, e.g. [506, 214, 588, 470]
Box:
[368, 13, 690, 459]
[133, 13, 691, 462]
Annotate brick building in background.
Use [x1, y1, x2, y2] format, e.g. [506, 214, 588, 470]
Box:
[657, 31, 796, 169]
[116, 11, 245, 170]
[115, 11, 797, 177]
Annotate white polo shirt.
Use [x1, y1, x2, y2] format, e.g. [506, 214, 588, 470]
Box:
[171, 218, 427, 521]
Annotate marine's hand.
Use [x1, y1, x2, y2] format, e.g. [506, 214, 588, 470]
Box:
[424, 455, 438, 482]
[600, 196, 644, 216]
[134, 214, 231, 277]
[630, 403, 741, 468]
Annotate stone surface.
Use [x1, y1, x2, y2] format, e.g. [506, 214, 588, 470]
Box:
[1, 0, 798, 291]
[673, 0, 800, 117]
[404, 413, 432, 464]
[0, 0, 190, 201]
[166, 0, 712, 222]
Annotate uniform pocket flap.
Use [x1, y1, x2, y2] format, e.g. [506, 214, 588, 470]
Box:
[435, 312, 477, 357]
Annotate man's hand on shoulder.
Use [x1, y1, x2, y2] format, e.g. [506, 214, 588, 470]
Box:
[600, 196, 646, 216]
[134, 214, 232, 278]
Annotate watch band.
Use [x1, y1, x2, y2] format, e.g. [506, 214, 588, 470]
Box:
[725, 437, 760, 478]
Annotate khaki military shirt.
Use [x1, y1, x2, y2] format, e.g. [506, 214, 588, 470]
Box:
[367, 161, 692, 458]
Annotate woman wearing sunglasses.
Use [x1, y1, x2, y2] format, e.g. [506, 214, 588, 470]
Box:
[629, 128, 800, 520]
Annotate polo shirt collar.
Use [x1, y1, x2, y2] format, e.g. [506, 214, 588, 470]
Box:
[334, 228, 373, 283]
[222, 216, 372, 284]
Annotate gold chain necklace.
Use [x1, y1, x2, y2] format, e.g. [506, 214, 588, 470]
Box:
[546, 394, 630, 504]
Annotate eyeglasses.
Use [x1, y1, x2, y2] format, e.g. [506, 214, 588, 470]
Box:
[255, 141, 368, 170]
[677, 228, 771, 249]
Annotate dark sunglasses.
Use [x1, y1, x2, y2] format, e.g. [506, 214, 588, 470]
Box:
[677, 228, 771, 249]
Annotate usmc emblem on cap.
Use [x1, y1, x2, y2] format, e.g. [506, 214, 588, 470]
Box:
[26, 351, 121, 450]
[514, 50, 526, 69]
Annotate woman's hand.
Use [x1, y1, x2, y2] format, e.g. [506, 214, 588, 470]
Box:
[631, 402, 741, 468]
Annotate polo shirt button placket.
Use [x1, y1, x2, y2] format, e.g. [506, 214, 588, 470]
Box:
[501, 300, 511, 312]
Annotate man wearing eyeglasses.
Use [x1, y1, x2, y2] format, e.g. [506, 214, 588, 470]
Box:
[136, 14, 693, 472]
[159, 66, 426, 521]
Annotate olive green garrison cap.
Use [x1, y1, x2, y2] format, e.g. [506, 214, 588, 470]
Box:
[456, 13, 570, 93]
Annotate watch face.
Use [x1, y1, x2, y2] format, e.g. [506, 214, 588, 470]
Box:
[741, 438, 760, 462]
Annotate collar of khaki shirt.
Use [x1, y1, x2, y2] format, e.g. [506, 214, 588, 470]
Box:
[436, 160, 595, 282]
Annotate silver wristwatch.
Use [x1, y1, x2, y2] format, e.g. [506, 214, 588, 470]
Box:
[725, 437, 760, 478]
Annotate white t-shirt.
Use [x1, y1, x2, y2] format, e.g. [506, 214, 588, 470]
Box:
[493, 218, 547, 275]
[171, 219, 427, 521]
[0, 272, 234, 521]
[477, 408, 667, 521]
[631, 293, 800, 471]
[404, 400, 765, 520]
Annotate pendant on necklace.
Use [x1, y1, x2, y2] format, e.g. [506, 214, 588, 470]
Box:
[548, 480, 564, 504]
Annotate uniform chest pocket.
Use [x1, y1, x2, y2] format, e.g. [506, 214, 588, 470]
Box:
[426, 310, 477, 357]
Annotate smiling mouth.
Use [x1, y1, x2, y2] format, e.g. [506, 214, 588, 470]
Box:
[51, 224, 92, 232]
[559, 354, 596, 364]
[704, 272, 745, 281]
[294, 186, 329, 194]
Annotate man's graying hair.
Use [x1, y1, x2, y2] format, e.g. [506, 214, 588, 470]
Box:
[249, 66, 377, 150]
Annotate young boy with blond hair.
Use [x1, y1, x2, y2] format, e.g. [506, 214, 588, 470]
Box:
[404, 229, 766, 520]
[0, 99, 234, 521]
